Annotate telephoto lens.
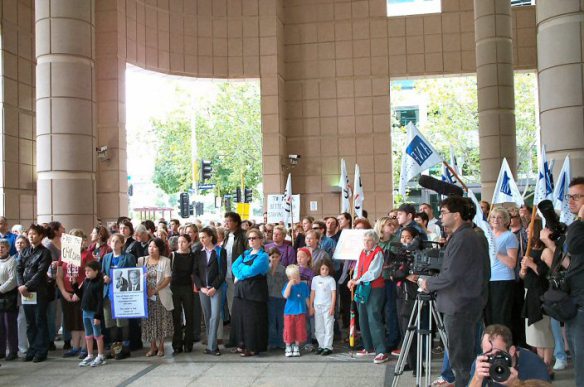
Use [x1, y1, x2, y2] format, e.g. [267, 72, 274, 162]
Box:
[487, 351, 513, 383]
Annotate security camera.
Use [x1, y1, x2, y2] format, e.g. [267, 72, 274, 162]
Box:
[288, 154, 301, 166]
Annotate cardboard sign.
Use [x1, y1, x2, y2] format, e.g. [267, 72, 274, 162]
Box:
[332, 229, 368, 261]
[267, 194, 300, 224]
[61, 234, 83, 266]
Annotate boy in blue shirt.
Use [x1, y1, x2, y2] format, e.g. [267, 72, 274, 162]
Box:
[282, 264, 309, 357]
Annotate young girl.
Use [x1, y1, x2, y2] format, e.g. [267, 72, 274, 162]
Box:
[296, 248, 314, 287]
[267, 247, 287, 350]
[282, 265, 309, 357]
[309, 258, 336, 356]
[75, 260, 106, 367]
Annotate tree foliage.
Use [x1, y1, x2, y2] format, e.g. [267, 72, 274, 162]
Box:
[151, 109, 193, 195]
[150, 81, 262, 198]
[194, 82, 262, 198]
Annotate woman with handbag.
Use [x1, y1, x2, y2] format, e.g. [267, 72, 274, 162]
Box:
[348, 229, 388, 364]
[138, 238, 173, 357]
[0, 238, 18, 360]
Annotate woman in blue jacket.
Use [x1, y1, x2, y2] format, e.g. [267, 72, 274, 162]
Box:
[231, 229, 269, 357]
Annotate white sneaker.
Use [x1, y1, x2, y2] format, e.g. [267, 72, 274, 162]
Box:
[553, 359, 567, 371]
[90, 355, 106, 367]
[79, 355, 94, 367]
[285, 345, 293, 357]
[292, 344, 301, 357]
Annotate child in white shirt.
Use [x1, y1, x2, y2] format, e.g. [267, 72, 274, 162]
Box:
[309, 258, 336, 355]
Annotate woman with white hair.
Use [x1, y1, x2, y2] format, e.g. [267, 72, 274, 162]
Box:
[347, 229, 388, 364]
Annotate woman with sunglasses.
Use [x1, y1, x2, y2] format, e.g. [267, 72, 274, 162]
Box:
[231, 229, 269, 357]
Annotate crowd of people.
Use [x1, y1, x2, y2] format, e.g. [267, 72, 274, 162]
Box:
[0, 176, 582, 387]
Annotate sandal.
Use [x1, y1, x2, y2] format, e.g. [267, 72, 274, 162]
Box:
[240, 350, 256, 357]
[145, 349, 157, 357]
[230, 347, 244, 354]
[157, 351, 165, 357]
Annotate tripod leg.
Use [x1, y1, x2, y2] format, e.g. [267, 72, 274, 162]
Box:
[392, 299, 420, 387]
[425, 300, 435, 387]
[416, 299, 424, 387]
[431, 302, 449, 353]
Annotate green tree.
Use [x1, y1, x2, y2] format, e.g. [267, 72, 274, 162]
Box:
[194, 82, 262, 197]
[151, 109, 193, 194]
[150, 81, 262, 198]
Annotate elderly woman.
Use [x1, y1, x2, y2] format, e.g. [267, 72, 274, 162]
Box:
[348, 230, 388, 364]
[486, 207, 518, 328]
[0, 238, 18, 360]
[231, 229, 269, 357]
[137, 238, 173, 357]
[265, 225, 296, 267]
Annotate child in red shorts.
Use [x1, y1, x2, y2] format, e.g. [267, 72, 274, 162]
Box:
[282, 264, 310, 357]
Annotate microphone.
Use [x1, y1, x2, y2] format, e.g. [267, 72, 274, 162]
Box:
[418, 175, 464, 197]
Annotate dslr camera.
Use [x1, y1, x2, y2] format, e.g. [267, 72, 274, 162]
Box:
[486, 351, 513, 383]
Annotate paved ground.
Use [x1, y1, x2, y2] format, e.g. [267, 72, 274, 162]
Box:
[0, 342, 576, 387]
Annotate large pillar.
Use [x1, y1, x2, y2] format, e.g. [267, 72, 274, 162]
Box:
[35, 0, 97, 231]
[537, 0, 584, 178]
[474, 0, 517, 201]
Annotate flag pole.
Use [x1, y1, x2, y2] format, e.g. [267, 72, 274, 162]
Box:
[443, 161, 468, 192]
[519, 206, 539, 278]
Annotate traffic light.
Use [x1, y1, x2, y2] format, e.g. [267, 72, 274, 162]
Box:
[179, 192, 190, 218]
[244, 187, 253, 203]
[195, 202, 204, 216]
[201, 160, 212, 181]
[224, 196, 232, 212]
[189, 203, 194, 216]
[235, 187, 242, 203]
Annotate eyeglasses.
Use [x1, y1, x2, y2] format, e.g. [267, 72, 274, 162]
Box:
[439, 210, 451, 215]
[565, 194, 584, 201]
[247, 236, 260, 241]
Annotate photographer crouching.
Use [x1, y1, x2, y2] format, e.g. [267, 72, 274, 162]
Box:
[418, 196, 490, 387]
[564, 177, 584, 387]
[470, 324, 550, 386]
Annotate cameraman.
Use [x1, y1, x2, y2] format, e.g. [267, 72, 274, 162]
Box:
[418, 196, 490, 387]
[565, 177, 584, 387]
[470, 324, 550, 386]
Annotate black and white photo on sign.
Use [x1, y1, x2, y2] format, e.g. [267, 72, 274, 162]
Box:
[110, 267, 148, 319]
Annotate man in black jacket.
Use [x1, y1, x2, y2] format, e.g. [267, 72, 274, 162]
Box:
[565, 177, 584, 387]
[223, 212, 247, 347]
[419, 197, 490, 387]
[17, 224, 53, 363]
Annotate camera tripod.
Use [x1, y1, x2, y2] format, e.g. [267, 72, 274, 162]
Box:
[391, 291, 448, 387]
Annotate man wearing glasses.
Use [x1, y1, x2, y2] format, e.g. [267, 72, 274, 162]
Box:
[564, 177, 584, 387]
[418, 196, 490, 387]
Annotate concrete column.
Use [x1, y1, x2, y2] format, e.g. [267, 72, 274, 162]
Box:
[35, 0, 97, 231]
[474, 0, 517, 201]
[537, 0, 584, 178]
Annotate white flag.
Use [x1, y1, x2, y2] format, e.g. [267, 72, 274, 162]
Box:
[283, 173, 292, 226]
[491, 158, 524, 206]
[340, 159, 352, 213]
[399, 122, 443, 196]
[552, 155, 574, 225]
[353, 164, 364, 218]
[468, 189, 497, 262]
[533, 145, 554, 204]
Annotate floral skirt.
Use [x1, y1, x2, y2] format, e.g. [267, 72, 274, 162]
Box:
[142, 297, 174, 342]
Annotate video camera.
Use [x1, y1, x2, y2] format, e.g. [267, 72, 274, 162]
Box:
[537, 199, 567, 242]
[387, 239, 444, 278]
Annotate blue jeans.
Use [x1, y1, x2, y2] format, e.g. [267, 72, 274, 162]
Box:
[357, 287, 386, 354]
[384, 280, 400, 350]
[82, 310, 102, 338]
[551, 318, 567, 362]
[267, 297, 285, 348]
[566, 305, 584, 387]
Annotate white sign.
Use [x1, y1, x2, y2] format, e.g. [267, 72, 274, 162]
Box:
[267, 194, 300, 224]
[310, 201, 318, 211]
[61, 234, 83, 266]
[110, 267, 148, 319]
[333, 229, 368, 261]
